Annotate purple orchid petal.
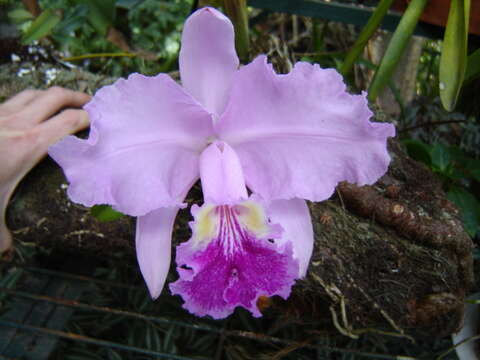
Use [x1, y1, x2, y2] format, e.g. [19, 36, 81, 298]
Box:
[47, 7, 396, 320]
[49, 73, 213, 216]
[217, 56, 395, 202]
[267, 199, 313, 278]
[180, 7, 239, 115]
[199, 141, 248, 205]
[170, 199, 298, 319]
[136, 206, 180, 299]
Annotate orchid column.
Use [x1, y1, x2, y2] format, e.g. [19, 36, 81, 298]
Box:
[49, 7, 395, 319]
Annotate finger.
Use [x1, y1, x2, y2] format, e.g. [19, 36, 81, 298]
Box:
[0, 89, 43, 116]
[17, 87, 91, 125]
[36, 109, 89, 149]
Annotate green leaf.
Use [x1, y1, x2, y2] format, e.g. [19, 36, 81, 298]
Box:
[450, 167, 468, 180]
[439, 0, 470, 111]
[340, 0, 395, 76]
[447, 147, 480, 181]
[466, 158, 480, 182]
[80, 0, 116, 34]
[403, 139, 432, 166]
[368, 0, 428, 101]
[224, 0, 250, 62]
[54, 5, 89, 35]
[464, 48, 480, 84]
[21, 9, 61, 44]
[431, 143, 451, 172]
[447, 187, 480, 237]
[300, 56, 314, 63]
[90, 205, 124, 222]
[8, 9, 33, 23]
[116, 0, 144, 10]
[447, 146, 468, 163]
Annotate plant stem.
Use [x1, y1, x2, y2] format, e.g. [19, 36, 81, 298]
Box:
[340, 0, 395, 77]
[368, 0, 428, 102]
[223, 0, 250, 62]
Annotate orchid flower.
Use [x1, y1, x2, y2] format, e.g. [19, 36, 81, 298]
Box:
[49, 7, 395, 319]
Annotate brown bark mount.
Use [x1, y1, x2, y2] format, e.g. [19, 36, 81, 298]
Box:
[1, 61, 473, 339]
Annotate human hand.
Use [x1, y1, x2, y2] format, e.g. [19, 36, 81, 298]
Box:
[0, 87, 91, 252]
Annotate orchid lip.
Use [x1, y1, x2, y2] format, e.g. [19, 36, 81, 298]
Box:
[170, 199, 299, 319]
